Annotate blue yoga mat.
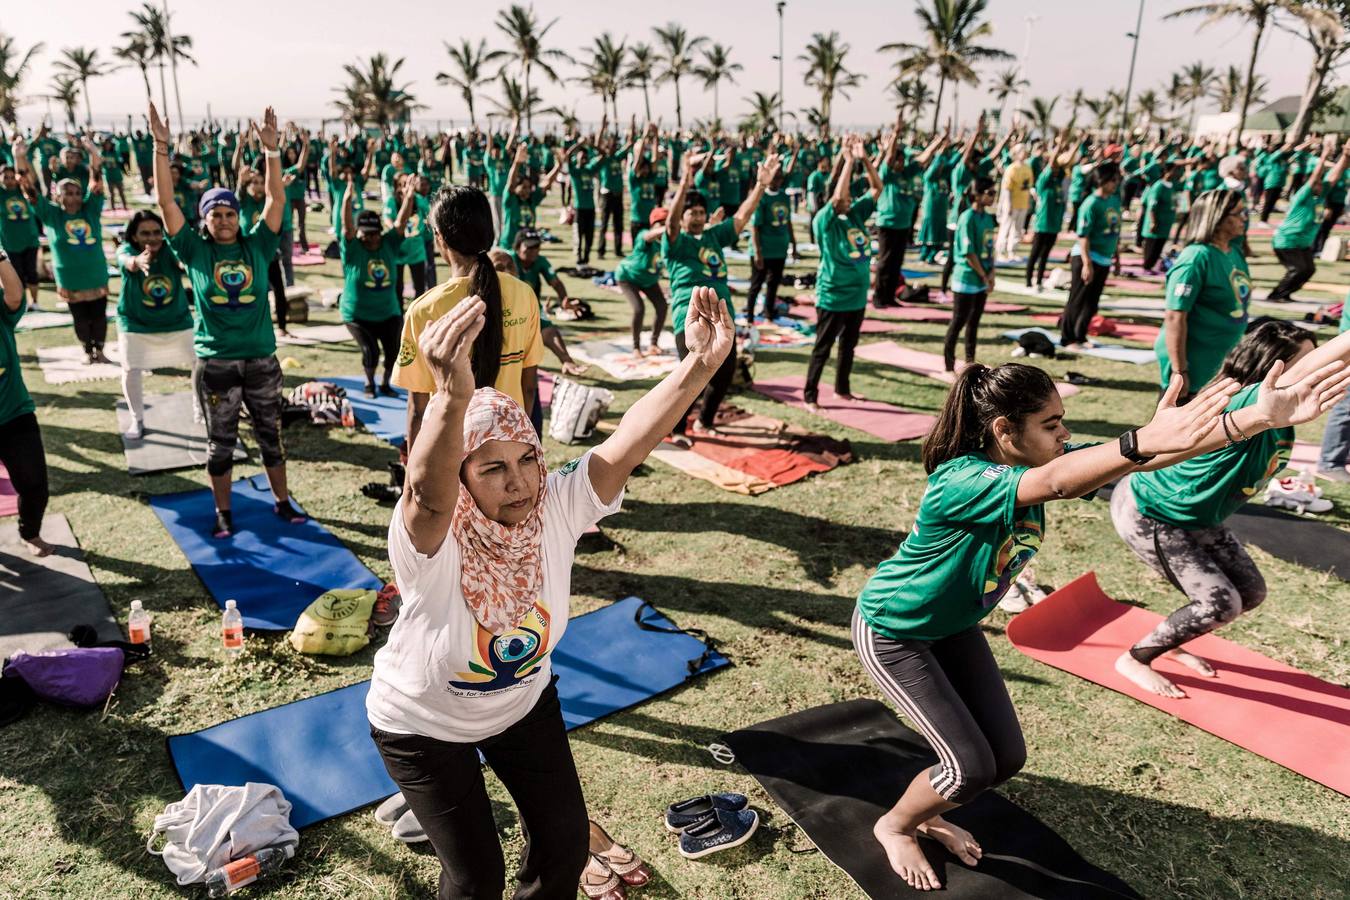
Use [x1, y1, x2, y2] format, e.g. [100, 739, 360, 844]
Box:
[901, 268, 932, 280]
[326, 376, 407, 447]
[150, 474, 383, 631]
[166, 597, 729, 828]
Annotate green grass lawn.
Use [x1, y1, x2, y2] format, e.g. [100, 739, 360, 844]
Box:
[1, 188, 1347, 899]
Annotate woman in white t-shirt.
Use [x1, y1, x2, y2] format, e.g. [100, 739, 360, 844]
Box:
[368, 287, 733, 900]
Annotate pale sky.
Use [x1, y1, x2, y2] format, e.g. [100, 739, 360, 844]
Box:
[5, 0, 1321, 132]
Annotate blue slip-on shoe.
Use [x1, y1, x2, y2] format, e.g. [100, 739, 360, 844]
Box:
[664, 792, 749, 833]
[678, 808, 759, 859]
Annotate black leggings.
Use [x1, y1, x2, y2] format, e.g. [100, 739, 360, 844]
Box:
[396, 260, 430, 310]
[68, 299, 108, 354]
[1060, 255, 1111, 346]
[573, 207, 596, 264]
[345, 315, 403, 387]
[1315, 201, 1344, 254]
[0, 413, 49, 541]
[874, 226, 912, 307]
[1024, 232, 1056, 287]
[853, 609, 1026, 805]
[618, 281, 667, 350]
[744, 257, 786, 319]
[943, 291, 987, 370]
[1269, 246, 1315, 301]
[1260, 187, 1281, 223]
[267, 256, 288, 332]
[598, 193, 624, 257]
[803, 307, 864, 403]
[673, 324, 736, 435]
[1141, 236, 1167, 270]
[371, 680, 589, 900]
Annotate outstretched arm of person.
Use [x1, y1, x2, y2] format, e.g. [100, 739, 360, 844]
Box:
[340, 174, 357, 240]
[148, 103, 185, 237]
[665, 151, 706, 242]
[0, 253, 22, 312]
[259, 108, 284, 234]
[400, 297, 487, 556]
[588, 287, 734, 504]
[83, 138, 104, 194]
[830, 147, 855, 215]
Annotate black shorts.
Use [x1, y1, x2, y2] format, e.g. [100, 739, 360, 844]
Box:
[8, 247, 39, 287]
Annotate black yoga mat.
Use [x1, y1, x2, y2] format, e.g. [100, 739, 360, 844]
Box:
[724, 699, 1140, 900]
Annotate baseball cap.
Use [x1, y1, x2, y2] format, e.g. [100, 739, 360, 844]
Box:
[198, 187, 240, 218]
[356, 210, 382, 234]
[648, 207, 669, 225]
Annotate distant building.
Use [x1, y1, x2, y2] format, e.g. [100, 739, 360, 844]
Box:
[1194, 89, 1350, 138]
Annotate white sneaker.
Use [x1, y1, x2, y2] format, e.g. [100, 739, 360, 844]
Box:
[1265, 478, 1333, 514]
[1316, 466, 1350, 484]
[998, 584, 1031, 614]
[122, 418, 144, 441]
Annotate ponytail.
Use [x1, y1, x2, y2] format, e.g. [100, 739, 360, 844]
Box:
[470, 251, 504, 389]
[921, 363, 1058, 474]
[429, 184, 504, 390]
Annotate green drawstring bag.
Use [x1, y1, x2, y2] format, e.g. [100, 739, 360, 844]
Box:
[289, 589, 376, 656]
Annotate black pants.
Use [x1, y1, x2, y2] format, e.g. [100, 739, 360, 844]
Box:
[0, 413, 49, 541]
[943, 291, 987, 370]
[618, 281, 667, 349]
[673, 325, 737, 435]
[853, 610, 1026, 805]
[597, 193, 623, 257]
[267, 256, 288, 332]
[803, 307, 864, 403]
[573, 207, 596, 264]
[1314, 201, 1344, 254]
[1141, 237, 1166, 270]
[371, 680, 589, 900]
[1260, 187, 1281, 223]
[1060, 255, 1111, 346]
[1269, 246, 1316, 301]
[874, 226, 911, 307]
[744, 257, 786, 319]
[345, 315, 403, 387]
[1025, 232, 1056, 287]
[940, 255, 954, 294]
[69, 299, 108, 354]
[396, 260, 430, 311]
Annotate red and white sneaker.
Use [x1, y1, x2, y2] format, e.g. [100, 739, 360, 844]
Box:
[1264, 478, 1333, 514]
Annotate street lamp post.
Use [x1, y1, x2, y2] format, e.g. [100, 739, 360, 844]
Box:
[1121, 0, 1145, 134]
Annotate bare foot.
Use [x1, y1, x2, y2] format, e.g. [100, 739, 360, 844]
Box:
[873, 818, 940, 891]
[804, 401, 821, 414]
[917, 815, 981, 866]
[562, 361, 590, 376]
[23, 536, 54, 558]
[838, 392, 867, 403]
[1170, 648, 1216, 677]
[1115, 651, 1186, 698]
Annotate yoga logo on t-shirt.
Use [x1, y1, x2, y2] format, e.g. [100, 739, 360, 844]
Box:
[64, 218, 95, 246]
[769, 202, 790, 227]
[698, 246, 724, 278]
[1241, 450, 1285, 497]
[448, 602, 552, 695]
[1104, 208, 1121, 236]
[846, 226, 868, 259]
[982, 519, 1043, 608]
[1229, 268, 1252, 316]
[4, 197, 27, 221]
[365, 258, 391, 290]
[142, 274, 174, 307]
[210, 259, 254, 307]
[396, 336, 417, 367]
[404, 212, 420, 238]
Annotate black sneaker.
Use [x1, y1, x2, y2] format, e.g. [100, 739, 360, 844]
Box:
[664, 792, 749, 832]
[274, 498, 307, 524]
[379, 384, 399, 398]
[212, 510, 234, 539]
[678, 808, 759, 859]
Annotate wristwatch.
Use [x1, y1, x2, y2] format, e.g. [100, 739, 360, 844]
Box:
[1118, 428, 1155, 466]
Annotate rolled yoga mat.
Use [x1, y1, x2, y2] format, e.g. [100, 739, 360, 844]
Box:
[723, 698, 1141, 899]
[1007, 573, 1350, 797]
[0, 514, 120, 661]
[149, 474, 383, 631]
[753, 376, 935, 442]
[166, 597, 729, 829]
[117, 392, 246, 475]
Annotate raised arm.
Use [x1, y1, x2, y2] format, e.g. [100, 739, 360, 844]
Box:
[538, 148, 564, 192]
[665, 150, 708, 242]
[258, 108, 284, 234]
[83, 138, 104, 194]
[393, 177, 417, 234]
[855, 136, 883, 199]
[506, 142, 527, 193]
[830, 147, 855, 215]
[148, 103, 185, 237]
[341, 174, 357, 240]
[0, 253, 22, 313]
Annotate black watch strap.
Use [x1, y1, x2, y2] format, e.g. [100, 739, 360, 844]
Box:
[1118, 428, 1155, 466]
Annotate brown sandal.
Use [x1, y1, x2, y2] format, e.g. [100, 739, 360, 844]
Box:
[580, 853, 626, 900]
[589, 819, 652, 887]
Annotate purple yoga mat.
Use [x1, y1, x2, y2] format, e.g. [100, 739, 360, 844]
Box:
[754, 376, 935, 442]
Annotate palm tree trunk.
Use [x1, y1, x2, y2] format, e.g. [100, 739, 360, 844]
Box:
[468, 94, 476, 128]
[524, 62, 532, 133]
[81, 76, 92, 127]
[140, 66, 152, 106]
[931, 74, 947, 134]
[157, 61, 169, 119]
[714, 79, 719, 121]
[821, 89, 831, 137]
[1236, 16, 1267, 140]
[642, 80, 651, 121]
[1290, 47, 1332, 143]
[674, 76, 683, 129]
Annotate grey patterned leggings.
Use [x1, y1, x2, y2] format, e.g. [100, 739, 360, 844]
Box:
[1110, 474, 1267, 664]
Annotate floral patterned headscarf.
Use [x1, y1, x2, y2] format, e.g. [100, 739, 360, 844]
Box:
[452, 388, 549, 635]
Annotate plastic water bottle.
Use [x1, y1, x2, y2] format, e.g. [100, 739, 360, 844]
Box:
[1298, 467, 1318, 498]
[127, 600, 151, 645]
[222, 600, 244, 656]
[203, 845, 291, 896]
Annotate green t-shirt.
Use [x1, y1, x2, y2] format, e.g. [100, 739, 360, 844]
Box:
[1140, 180, 1176, 240]
[0, 187, 39, 253]
[805, 169, 830, 211]
[951, 208, 996, 294]
[876, 157, 922, 230]
[1072, 192, 1122, 265]
[1155, 243, 1251, 390]
[385, 195, 429, 266]
[284, 164, 307, 204]
[1068, 162, 1091, 204]
[813, 194, 875, 311]
[34, 192, 107, 292]
[569, 154, 602, 211]
[0, 303, 34, 427]
[167, 222, 281, 359]
[115, 244, 192, 334]
[857, 452, 1046, 641]
[498, 188, 545, 250]
[508, 249, 555, 300]
[485, 155, 511, 198]
[1032, 165, 1064, 234]
[1260, 151, 1289, 190]
[662, 218, 738, 332]
[1131, 384, 1291, 529]
[614, 234, 662, 289]
[1272, 182, 1323, 250]
[627, 171, 657, 225]
[340, 230, 403, 322]
[601, 153, 627, 194]
[751, 191, 792, 260]
[694, 167, 723, 209]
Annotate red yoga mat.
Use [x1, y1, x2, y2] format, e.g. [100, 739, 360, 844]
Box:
[869, 305, 952, 323]
[853, 341, 1082, 398]
[1007, 572, 1350, 796]
[935, 296, 1030, 314]
[754, 376, 935, 442]
[0, 464, 16, 517]
[1031, 314, 1160, 344]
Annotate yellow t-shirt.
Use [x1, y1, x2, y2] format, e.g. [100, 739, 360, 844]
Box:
[1003, 161, 1034, 210]
[393, 272, 544, 406]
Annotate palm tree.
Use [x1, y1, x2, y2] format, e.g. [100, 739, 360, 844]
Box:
[486, 73, 543, 123]
[48, 74, 80, 130]
[799, 32, 863, 135]
[127, 3, 194, 124]
[989, 66, 1029, 131]
[742, 90, 784, 132]
[494, 4, 572, 131]
[653, 23, 706, 129]
[333, 54, 425, 127]
[880, 0, 1013, 132]
[625, 41, 658, 121]
[1178, 61, 1218, 131]
[695, 43, 742, 122]
[1213, 64, 1267, 114]
[1284, 5, 1347, 141]
[55, 47, 108, 128]
[1133, 89, 1166, 130]
[1165, 73, 1187, 122]
[114, 33, 155, 106]
[579, 33, 627, 123]
[1018, 95, 1058, 137]
[0, 33, 43, 127]
[1165, 1, 1301, 138]
[1084, 97, 1114, 131]
[798, 107, 828, 134]
[437, 38, 501, 128]
[1067, 87, 1087, 125]
[892, 78, 934, 124]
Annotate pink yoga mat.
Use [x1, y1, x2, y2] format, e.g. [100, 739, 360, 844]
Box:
[869, 305, 952, 323]
[1106, 278, 1164, 294]
[292, 250, 326, 266]
[1031, 314, 1160, 344]
[754, 376, 935, 442]
[790, 303, 906, 334]
[935, 296, 1029, 314]
[0, 464, 16, 517]
[1008, 572, 1350, 796]
[855, 341, 1081, 397]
